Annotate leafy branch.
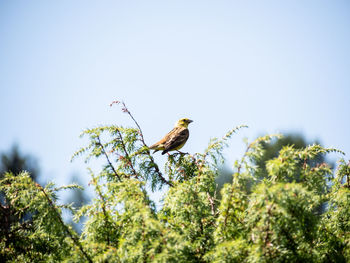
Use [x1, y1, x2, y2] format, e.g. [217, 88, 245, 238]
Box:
[97, 136, 122, 182]
[35, 183, 93, 263]
[110, 100, 173, 187]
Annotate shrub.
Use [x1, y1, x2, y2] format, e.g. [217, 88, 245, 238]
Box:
[1, 102, 349, 262]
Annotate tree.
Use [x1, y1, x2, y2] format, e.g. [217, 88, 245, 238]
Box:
[0, 144, 39, 181]
[215, 133, 326, 198]
[0, 102, 349, 262]
[0, 144, 41, 261]
[254, 133, 328, 180]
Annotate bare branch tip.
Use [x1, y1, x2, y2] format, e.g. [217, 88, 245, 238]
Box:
[109, 100, 120, 107]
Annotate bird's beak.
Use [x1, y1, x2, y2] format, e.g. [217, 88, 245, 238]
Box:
[188, 119, 193, 123]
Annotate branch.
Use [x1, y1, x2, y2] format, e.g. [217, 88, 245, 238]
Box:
[97, 136, 122, 182]
[263, 204, 273, 257]
[36, 183, 93, 263]
[91, 175, 115, 245]
[115, 129, 138, 178]
[147, 151, 173, 187]
[207, 192, 215, 216]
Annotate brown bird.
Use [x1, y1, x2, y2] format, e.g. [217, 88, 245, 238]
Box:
[149, 118, 193, 155]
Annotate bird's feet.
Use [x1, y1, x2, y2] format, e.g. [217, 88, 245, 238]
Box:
[175, 150, 189, 155]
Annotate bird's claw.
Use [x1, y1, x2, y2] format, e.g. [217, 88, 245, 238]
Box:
[175, 151, 189, 155]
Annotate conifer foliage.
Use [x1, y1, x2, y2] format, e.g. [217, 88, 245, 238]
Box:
[1, 102, 349, 262]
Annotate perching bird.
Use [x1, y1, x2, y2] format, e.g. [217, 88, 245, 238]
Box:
[149, 118, 193, 155]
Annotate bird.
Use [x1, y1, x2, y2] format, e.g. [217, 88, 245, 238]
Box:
[149, 118, 193, 155]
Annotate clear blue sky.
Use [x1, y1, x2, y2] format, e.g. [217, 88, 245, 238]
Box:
[1, 1, 349, 191]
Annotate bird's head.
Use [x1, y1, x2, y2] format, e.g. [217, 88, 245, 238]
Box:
[175, 118, 193, 128]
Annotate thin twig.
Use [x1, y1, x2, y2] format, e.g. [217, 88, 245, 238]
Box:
[36, 183, 93, 263]
[116, 129, 138, 178]
[97, 136, 122, 182]
[263, 204, 273, 258]
[207, 192, 215, 216]
[148, 154, 173, 187]
[121, 102, 145, 143]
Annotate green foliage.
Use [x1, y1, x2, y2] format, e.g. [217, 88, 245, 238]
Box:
[254, 133, 329, 180]
[0, 172, 85, 262]
[1, 103, 349, 262]
[0, 145, 43, 262]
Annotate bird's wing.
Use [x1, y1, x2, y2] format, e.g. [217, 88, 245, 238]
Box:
[149, 127, 179, 149]
[163, 127, 189, 153]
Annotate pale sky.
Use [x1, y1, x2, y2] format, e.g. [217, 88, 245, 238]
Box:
[1, 1, 349, 197]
